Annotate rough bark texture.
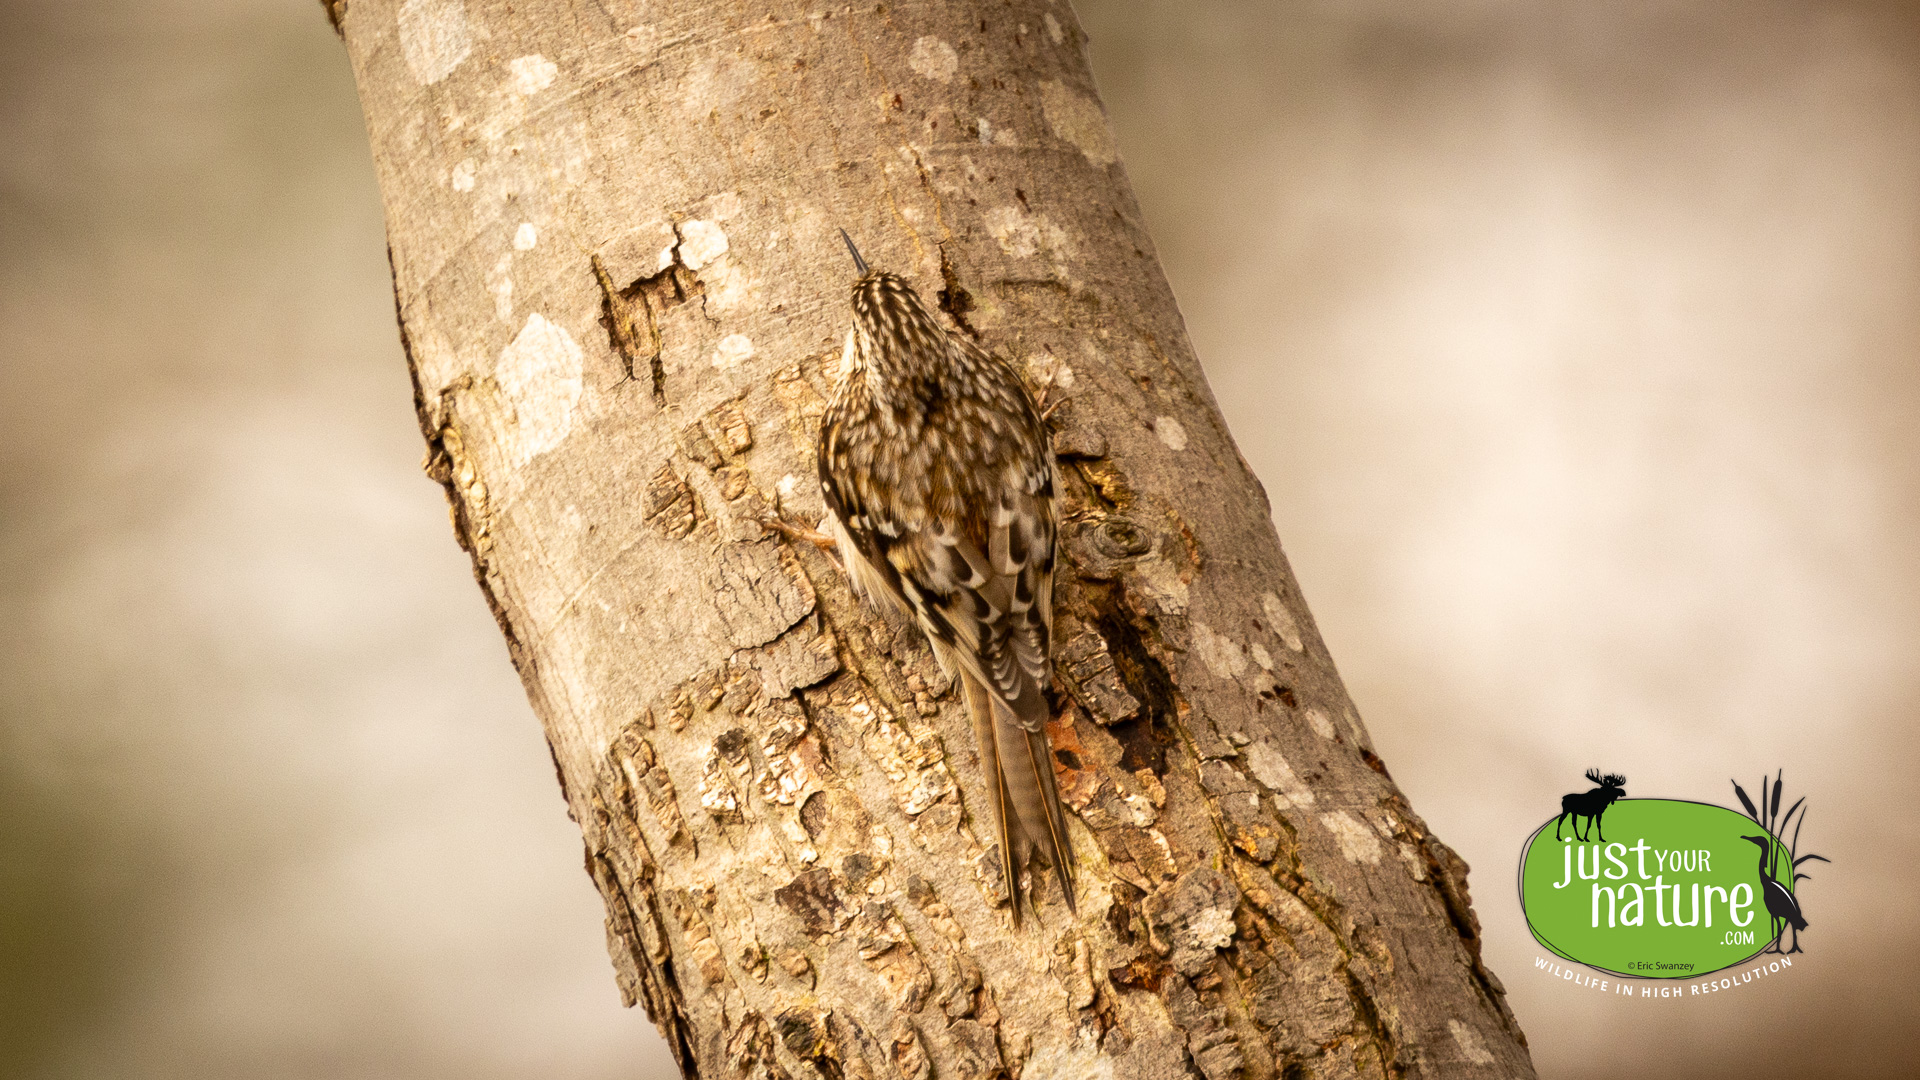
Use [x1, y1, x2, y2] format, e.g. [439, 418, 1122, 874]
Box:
[334, 2, 1534, 1078]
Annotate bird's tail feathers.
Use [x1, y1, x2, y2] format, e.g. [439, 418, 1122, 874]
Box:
[989, 673, 1076, 917]
[962, 675, 1025, 926]
[1019, 718, 1077, 913]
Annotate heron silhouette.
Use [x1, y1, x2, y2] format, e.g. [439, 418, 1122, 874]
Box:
[1741, 834, 1807, 954]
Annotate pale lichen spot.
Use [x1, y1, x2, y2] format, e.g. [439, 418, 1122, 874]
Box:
[507, 53, 558, 96]
[1131, 554, 1189, 614]
[1022, 1036, 1115, 1080]
[706, 190, 743, 221]
[1249, 642, 1273, 671]
[1449, 1020, 1496, 1066]
[1023, 351, 1075, 391]
[1040, 80, 1118, 166]
[908, 36, 959, 83]
[1321, 810, 1382, 865]
[494, 313, 584, 464]
[1262, 591, 1305, 652]
[702, 258, 760, 313]
[1187, 904, 1237, 953]
[679, 219, 729, 271]
[449, 158, 476, 192]
[1192, 621, 1248, 679]
[1305, 707, 1336, 740]
[1154, 415, 1187, 451]
[487, 252, 514, 322]
[1397, 841, 1427, 881]
[1246, 740, 1316, 807]
[398, 0, 473, 85]
[975, 117, 993, 145]
[713, 333, 755, 370]
[513, 222, 539, 250]
[986, 205, 1039, 258]
[985, 205, 1074, 265]
[1045, 13, 1065, 44]
[678, 53, 753, 118]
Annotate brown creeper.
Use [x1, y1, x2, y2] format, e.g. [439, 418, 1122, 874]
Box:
[817, 232, 1074, 922]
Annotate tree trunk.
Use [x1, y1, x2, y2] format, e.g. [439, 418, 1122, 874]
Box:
[331, 2, 1533, 1077]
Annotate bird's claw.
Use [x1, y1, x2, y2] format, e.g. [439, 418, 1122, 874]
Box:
[760, 510, 838, 551]
[1034, 382, 1066, 423]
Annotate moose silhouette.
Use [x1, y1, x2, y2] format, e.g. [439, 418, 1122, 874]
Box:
[1554, 769, 1627, 842]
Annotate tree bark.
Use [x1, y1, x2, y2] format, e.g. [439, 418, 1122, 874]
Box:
[332, 2, 1533, 1078]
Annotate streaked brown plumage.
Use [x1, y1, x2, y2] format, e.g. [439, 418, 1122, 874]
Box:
[817, 235, 1074, 922]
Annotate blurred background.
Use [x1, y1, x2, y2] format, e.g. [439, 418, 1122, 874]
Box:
[1, 0, 1913, 1077]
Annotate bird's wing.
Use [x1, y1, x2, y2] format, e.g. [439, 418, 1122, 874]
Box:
[898, 470, 1072, 918]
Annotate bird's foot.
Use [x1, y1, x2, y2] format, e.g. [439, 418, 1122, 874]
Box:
[1035, 384, 1068, 423]
[760, 510, 838, 551]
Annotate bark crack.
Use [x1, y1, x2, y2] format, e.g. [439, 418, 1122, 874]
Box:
[936, 243, 980, 339]
[592, 234, 704, 407]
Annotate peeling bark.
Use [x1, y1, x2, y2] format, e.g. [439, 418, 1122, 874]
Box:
[334, 2, 1534, 1078]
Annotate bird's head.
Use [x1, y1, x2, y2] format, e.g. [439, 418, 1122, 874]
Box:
[1740, 835, 1771, 849]
[836, 232, 949, 393]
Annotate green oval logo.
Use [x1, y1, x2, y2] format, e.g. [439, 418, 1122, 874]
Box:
[1520, 799, 1798, 978]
